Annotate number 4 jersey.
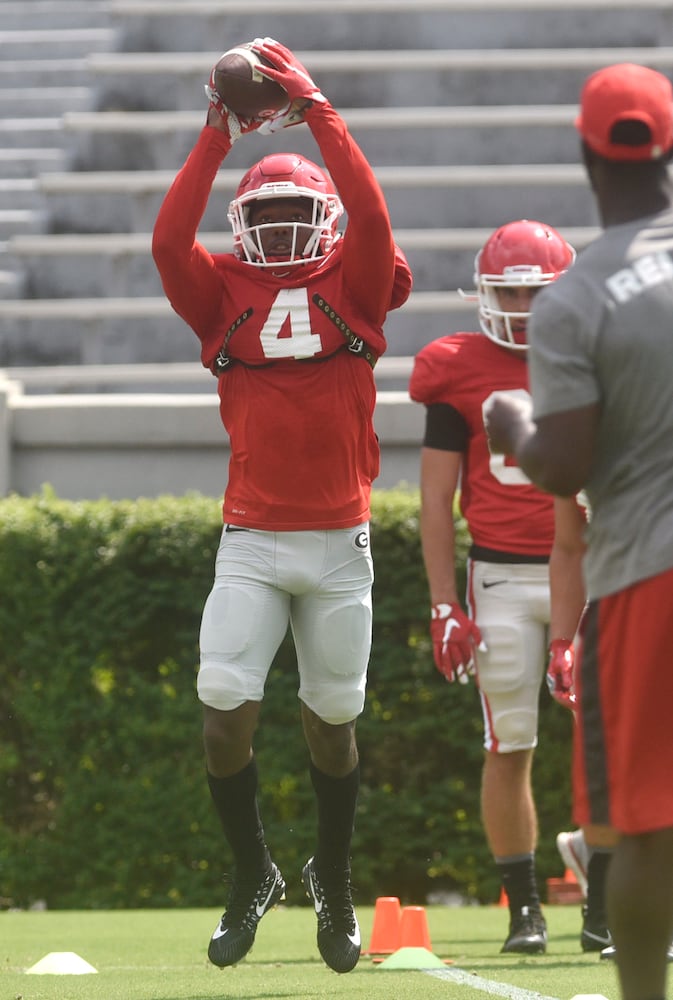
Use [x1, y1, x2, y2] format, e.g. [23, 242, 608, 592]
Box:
[410, 331, 554, 556]
[153, 119, 412, 531]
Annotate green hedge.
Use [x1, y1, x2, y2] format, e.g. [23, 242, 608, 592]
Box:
[0, 488, 573, 910]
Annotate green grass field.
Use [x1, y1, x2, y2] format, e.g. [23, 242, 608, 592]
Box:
[1, 903, 638, 1000]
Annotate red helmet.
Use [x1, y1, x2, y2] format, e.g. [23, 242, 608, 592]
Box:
[472, 220, 575, 349]
[227, 153, 343, 267]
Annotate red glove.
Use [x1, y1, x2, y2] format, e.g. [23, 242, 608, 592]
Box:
[250, 37, 327, 107]
[546, 638, 576, 710]
[430, 603, 483, 684]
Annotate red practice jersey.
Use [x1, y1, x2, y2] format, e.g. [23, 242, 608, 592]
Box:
[153, 105, 412, 530]
[410, 332, 554, 556]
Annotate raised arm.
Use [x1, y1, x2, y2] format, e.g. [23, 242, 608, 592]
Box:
[152, 78, 263, 336]
[251, 38, 404, 324]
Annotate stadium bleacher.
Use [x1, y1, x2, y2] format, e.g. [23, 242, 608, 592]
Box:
[0, 0, 669, 496]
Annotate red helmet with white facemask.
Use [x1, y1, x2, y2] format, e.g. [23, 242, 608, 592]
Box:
[228, 153, 343, 267]
[471, 220, 576, 350]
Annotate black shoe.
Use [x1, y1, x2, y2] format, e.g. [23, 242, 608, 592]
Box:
[581, 904, 612, 952]
[501, 906, 547, 954]
[301, 857, 361, 973]
[208, 862, 286, 967]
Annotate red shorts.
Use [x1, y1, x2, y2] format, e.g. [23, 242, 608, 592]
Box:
[572, 564, 673, 835]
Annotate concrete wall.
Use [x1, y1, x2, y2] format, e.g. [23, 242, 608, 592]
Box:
[0, 372, 424, 500]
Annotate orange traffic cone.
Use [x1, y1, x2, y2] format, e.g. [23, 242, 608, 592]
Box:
[399, 905, 432, 951]
[498, 886, 508, 907]
[564, 867, 579, 884]
[365, 896, 401, 954]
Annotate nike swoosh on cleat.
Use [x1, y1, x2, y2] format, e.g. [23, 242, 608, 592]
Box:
[584, 931, 611, 946]
[211, 924, 230, 941]
[309, 874, 324, 914]
[255, 876, 280, 917]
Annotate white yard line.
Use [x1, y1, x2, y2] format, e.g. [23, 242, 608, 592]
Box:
[425, 965, 560, 1000]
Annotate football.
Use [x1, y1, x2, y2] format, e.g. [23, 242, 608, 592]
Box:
[213, 43, 289, 120]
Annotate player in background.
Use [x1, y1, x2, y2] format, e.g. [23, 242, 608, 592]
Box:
[409, 220, 575, 954]
[152, 37, 412, 974]
[484, 61, 673, 1000]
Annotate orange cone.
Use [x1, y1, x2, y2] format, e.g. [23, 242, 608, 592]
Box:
[564, 867, 578, 884]
[365, 896, 401, 954]
[498, 886, 508, 907]
[399, 905, 432, 951]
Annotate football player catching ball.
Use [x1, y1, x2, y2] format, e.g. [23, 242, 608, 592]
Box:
[152, 36, 412, 973]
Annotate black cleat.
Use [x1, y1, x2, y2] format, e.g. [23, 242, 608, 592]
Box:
[501, 906, 547, 954]
[208, 862, 286, 967]
[581, 904, 612, 952]
[302, 857, 361, 973]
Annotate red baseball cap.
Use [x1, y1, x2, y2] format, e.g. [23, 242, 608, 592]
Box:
[576, 62, 673, 161]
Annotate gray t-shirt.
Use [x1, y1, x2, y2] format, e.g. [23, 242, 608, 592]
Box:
[527, 206, 673, 600]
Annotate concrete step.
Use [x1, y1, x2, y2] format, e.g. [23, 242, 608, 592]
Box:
[0, 58, 91, 90]
[8, 225, 599, 298]
[38, 162, 597, 234]
[0, 118, 65, 151]
[0, 1, 110, 29]
[110, 0, 670, 52]
[0, 28, 116, 59]
[86, 47, 673, 112]
[0, 268, 27, 300]
[0, 179, 40, 211]
[61, 105, 581, 171]
[0, 148, 67, 179]
[0, 87, 92, 117]
[0, 291, 472, 365]
[0, 210, 46, 241]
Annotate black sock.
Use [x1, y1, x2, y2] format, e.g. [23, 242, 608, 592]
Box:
[206, 758, 270, 875]
[310, 760, 360, 882]
[586, 849, 612, 921]
[497, 855, 541, 912]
